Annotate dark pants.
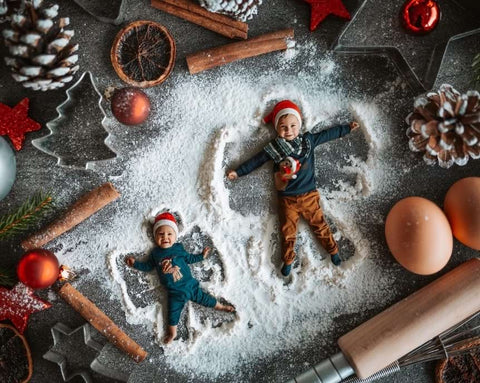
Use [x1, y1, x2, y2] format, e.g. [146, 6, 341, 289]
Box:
[167, 283, 217, 325]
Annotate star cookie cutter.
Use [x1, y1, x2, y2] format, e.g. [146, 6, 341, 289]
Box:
[43, 322, 103, 383]
[332, 0, 480, 92]
[72, 0, 126, 25]
[32, 72, 118, 170]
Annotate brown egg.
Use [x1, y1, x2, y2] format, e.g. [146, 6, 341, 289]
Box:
[111, 87, 150, 126]
[444, 177, 480, 250]
[385, 197, 453, 275]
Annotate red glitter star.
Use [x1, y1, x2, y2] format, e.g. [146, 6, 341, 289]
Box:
[0, 283, 51, 333]
[0, 98, 41, 151]
[303, 0, 351, 31]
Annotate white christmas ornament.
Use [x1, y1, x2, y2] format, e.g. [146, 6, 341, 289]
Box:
[0, 137, 16, 201]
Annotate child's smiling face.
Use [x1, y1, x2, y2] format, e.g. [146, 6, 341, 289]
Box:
[155, 225, 177, 249]
[276, 114, 300, 141]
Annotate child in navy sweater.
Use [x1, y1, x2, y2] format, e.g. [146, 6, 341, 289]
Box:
[227, 100, 359, 276]
[126, 212, 234, 344]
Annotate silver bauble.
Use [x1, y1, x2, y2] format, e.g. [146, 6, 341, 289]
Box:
[0, 137, 16, 201]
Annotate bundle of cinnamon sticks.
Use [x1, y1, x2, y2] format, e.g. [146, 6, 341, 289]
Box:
[151, 0, 248, 39]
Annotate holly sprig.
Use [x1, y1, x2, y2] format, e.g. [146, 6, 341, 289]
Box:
[0, 192, 54, 241]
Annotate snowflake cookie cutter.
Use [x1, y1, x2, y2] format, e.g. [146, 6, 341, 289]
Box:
[32, 71, 118, 170]
[43, 322, 103, 383]
[72, 0, 126, 25]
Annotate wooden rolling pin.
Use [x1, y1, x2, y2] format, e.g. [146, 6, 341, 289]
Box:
[289, 258, 480, 382]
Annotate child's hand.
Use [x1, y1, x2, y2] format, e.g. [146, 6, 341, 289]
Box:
[125, 256, 135, 267]
[350, 121, 360, 131]
[226, 169, 238, 180]
[203, 247, 211, 258]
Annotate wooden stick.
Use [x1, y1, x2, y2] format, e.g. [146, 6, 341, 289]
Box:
[151, 0, 248, 40]
[58, 283, 147, 363]
[162, 0, 248, 33]
[186, 28, 295, 75]
[21, 183, 120, 251]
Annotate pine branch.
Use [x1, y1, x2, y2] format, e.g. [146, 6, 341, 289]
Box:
[474, 53, 480, 89]
[0, 266, 16, 287]
[0, 192, 54, 241]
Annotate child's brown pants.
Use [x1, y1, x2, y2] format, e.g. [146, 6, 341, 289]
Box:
[278, 190, 338, 265]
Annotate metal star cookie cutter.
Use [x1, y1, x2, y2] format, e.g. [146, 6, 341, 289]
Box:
[43, 322, 103, 383]
[32, 72, 118, 170]
[72, 0, 126, 25]
[332, 0, 480, 92]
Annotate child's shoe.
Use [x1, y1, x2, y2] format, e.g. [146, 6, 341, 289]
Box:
[330, 253, 342, 266]
[281, 263, 292, 276]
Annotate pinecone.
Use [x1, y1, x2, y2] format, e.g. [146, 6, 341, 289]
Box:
[2, 0, 79, 91]
[198, 0, 262, 21]
[406, 84, 480, 168]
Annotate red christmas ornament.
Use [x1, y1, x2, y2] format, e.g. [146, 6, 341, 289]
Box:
[0, 98, 41, 151]
[17, 249, 59, 289]
[111, 88, 151, 126]
[401, 0, 440, 34]
[303, 0, 351, 31]
[0, 283, 51, 333]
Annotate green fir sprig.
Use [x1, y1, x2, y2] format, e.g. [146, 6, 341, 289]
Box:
[0, 192, 54, 241]
[474, 53, 480, 89]
[0, 266, 16, 287]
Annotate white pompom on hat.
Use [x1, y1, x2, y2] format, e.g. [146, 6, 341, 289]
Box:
[153, 212, 179, 237]
[263, 100, 302, 129]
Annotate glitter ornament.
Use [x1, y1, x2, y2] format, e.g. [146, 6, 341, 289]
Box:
[0, 98, 41, 151]
[401, 0, 440, 35]
[17, 249, 59, 289]
[111, 87, 151, 126]
[0, 137, 16, 201]
[0, 283, 51, 333]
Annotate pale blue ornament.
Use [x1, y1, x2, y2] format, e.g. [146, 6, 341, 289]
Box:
[0, 137, 16, 201]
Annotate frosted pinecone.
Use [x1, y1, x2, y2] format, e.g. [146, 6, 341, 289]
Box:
[406, 84, 480, 168]
[2, 0, 79, 91]
[198, 0, 262, 21]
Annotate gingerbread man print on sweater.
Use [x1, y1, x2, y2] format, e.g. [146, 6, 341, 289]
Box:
[274, 156, 301, 191]
[161, 258, 183, 282]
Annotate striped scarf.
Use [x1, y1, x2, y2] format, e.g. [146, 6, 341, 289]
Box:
[264, 135, 310, 164]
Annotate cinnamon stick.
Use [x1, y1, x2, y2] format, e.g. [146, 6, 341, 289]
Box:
[151, 0, 248, 40]
[21, 183, 120, 250]
[186, 28, 295, 75]
[58, 283, 147, 363]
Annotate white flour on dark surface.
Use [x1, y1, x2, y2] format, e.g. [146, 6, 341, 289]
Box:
[51, 43, 410, 379]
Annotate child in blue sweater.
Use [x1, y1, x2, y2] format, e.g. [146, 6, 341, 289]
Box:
[126, 212, 234, 344]
[227, 100, 359, 276]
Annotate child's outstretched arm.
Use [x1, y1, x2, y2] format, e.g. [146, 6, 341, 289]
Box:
[125, 255, 154, 272]
[226, 150, 271, 180]
[311, 121, 358, 147]
[180, 245, 210, 264]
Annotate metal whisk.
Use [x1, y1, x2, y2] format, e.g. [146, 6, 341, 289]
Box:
[342, 310, 480, 383]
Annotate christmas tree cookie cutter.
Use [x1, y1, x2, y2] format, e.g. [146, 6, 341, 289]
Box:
[43, 322, 130, 382]
[72, 0, 126, 25]
[32, 71, 118, 170]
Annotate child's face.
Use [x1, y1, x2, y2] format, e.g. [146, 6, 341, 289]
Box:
[155, 225, 177, 249]
[276, 114, 300, 141]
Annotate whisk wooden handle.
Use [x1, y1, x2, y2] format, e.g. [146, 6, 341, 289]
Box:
[338, 258, 480, 379]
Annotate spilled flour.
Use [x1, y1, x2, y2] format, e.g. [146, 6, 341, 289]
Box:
[52, 46, 413, 380]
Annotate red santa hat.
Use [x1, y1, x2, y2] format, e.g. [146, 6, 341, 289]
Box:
[263, 100, 302, 129]
[153, 212, 179, 237]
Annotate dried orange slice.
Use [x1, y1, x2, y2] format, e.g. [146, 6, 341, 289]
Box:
[111, 20, 176, 88]
[0, 323, 32, 383]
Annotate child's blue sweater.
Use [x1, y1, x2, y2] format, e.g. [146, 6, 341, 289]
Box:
[133, 243, 204, 296]
[235, 124, 351, 196]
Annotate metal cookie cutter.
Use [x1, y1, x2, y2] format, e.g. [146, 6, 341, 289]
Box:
[72, 0, 126, 25]
[43, 322, 103, 383]
[32, 72, 118, 170]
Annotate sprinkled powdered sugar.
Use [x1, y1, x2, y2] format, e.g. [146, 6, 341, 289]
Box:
[50, 42, 410, 379]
